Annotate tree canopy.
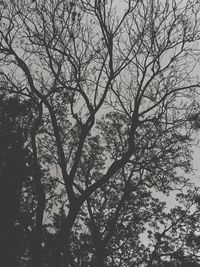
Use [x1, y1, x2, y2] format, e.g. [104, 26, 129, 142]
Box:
[1, 0, 200, 266]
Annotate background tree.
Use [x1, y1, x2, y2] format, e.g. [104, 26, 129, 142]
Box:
[0, 92, 33, 266]
[1, 0, 200, 266]
[145, 187, 200, 266]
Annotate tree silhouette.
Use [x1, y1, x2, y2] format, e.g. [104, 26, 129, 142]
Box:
[0, 93, 33, 266]
[1, 0, 200, 266]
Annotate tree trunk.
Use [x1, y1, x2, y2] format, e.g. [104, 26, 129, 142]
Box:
[31, 128, 45, 267]
[93, 250, 106, 267]
[49, 207, 79, 267]
[31, 187, 45, 267]
[92, 240, 106, 267]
